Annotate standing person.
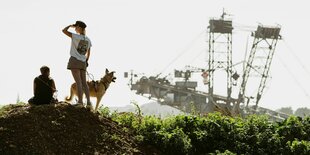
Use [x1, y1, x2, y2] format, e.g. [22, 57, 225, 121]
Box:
[62, 21, 92, 109]
[28, 66, 57, 105]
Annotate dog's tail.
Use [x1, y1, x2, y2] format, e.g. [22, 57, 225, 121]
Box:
[65, 86, 74, 101]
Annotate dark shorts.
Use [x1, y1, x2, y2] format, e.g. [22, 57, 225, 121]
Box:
[67, 56, 86, 70]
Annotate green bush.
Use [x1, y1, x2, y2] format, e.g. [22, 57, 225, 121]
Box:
[99, 106, 111, 118]
[102, 108, 310, 155]
[287, 140, 310, 155]
[137, 115, 163, 143]
[209, 150, 237, 155]
[276, 116, 308, 141]
[155, 127, 192, 155]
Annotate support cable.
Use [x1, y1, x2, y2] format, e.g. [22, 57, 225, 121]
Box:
[156, 30, 205, 77]
[282, 39, 310, 78]
[277, 53, 310, 100]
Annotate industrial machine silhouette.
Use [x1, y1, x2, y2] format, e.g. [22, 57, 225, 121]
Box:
[125, 11, 287, 121]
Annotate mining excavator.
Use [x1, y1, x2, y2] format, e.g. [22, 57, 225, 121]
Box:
[125, 11, 288, 121]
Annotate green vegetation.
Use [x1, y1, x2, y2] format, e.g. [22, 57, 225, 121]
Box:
[1, 104, 309, 154]
[0, 105, 6, 116]
[102, 107, 310, 155]
[0, 102, 26, 116]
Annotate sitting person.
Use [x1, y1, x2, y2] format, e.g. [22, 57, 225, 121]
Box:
[28, 66, 57, 105]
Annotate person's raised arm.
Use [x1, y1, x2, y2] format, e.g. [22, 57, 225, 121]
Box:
[62, 25, 73, 38]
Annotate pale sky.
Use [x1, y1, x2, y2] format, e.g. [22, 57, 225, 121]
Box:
[1, 0, 309, 111]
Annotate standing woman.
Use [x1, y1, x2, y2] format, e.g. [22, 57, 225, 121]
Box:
[62, 21, 92, 108]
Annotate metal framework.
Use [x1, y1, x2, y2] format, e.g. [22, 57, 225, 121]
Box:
[238, 25, 281, 108]
[207, 17, 233, 112]
[124, 13, 288, 121]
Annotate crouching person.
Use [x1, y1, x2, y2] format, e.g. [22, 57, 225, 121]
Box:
[28, 66, 58, 105]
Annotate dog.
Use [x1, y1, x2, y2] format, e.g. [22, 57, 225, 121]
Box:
[65, 68, 116, 111]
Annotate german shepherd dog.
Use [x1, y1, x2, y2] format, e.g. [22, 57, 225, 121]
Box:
[65, 69, 116, 111]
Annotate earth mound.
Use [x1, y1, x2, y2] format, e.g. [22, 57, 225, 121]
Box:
[0, 103, 150, 155]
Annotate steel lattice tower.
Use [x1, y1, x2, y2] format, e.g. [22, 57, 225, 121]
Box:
[207, 16, 234, 112]
[238, 25, 281, 109]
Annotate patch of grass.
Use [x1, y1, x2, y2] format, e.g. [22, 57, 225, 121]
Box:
[0, 102, 27, 117]
[0, 105, 12, 117]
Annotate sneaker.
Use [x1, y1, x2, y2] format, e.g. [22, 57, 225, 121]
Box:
[73, 103, 84, 108]
[86, 103, 93, 111]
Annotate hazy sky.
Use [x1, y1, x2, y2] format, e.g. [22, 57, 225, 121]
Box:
[1, 0, 309, 111]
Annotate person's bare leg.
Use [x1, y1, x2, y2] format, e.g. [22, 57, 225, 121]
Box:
[71, 69, 83, 104]
[80, 70, 91, 104]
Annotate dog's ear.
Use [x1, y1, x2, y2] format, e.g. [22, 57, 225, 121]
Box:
[105, 68, 109, 74]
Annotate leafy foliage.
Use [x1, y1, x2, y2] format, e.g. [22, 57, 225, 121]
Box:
[106, 106, 310, 155]
[2, 104, 308, 155]
[287, 140, 310, 155]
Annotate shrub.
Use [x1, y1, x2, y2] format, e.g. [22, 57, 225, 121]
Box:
[276, 116, 307, 141]
[287, 140, 310, 155]
[155, 127, 191, 155]
[102, 110, 310, 155]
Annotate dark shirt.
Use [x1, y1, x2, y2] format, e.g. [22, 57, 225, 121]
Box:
[33, 75, 54, 105]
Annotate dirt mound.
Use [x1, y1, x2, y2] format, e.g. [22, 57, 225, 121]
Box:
[0, 103, 148, 155]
